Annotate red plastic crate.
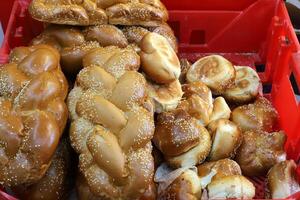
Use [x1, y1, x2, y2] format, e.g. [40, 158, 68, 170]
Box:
[0, 0, 300, 199]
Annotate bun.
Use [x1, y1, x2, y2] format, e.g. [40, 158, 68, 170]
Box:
[224, 66, 260, 103]
[235, 130, 286, 176]
[232, 97, 278, 132]
[197, 159, 241, 187]
[32, 24, 176, 76]
[147, 79, 183, 113]
[186, 55, 235, 94]
[267, 160, 300, 198]
[153, 109, 211, 168]
[107, 2, 168, 27]
[207, 175, 255, 199]
[209, 97, 231, 122]
[140, 33, 181, 84]
[29, 0, 168, 26]
[12, 139, 73, 200]
[158, 169, 202, 200]
[0, 45, 68, 186]
[179, 59, 191, 83]
[207, 119, 241, 161]
[179, 82, 213, 126]
[68, 66, 155, 199]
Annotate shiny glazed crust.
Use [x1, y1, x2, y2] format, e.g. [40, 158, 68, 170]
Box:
[0, 45, 68, 186]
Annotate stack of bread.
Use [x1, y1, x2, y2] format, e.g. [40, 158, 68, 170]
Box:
[0, 0, 299, 199]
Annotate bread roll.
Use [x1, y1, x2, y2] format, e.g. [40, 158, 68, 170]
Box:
[267, 160, 300, 199]
[179, 59, 191, 83]
[147, 79, 183, 113]
[29, 0, 168, 26]
[140, 33, 181, 84]
[232, 97, 278, 132]
[154, 109, 211, 168]
[186, 55, 235, 94]
[207, 119, 241, 161]
[12, 139, 73, 200]
[157, 169, 202, 200]
[68, 65, 155, 199]
[197, 159, 241, 188]
[207, 175, 255, 199]
[224, 66, 260, 103]
[0, 45, 68, 186]
[209, 97, 231, 122]
[235, 130, 286, 176]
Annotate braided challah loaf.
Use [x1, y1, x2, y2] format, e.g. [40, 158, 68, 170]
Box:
[31, 24, 177, 76]
[29, 0, 168, 26]
[0, 45, 68, 186]
[68, 45, 155, 199]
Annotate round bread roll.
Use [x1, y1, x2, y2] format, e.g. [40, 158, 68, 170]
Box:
[235, 130, 287, 176]
[147, 79, 183, 113]
[140, 32, 181, 84]
[197, 159, 242, 188]
[232, 97, 278, 132]
[207, 119, 242, 161]
[29, 0, 168, 26]
[186, 55, 236, 94]
[267, 160, 300, 199]
[207, 175, 255, 199]
[0, 45, 68, 187]
[158, 169, 202, 200]
[209, 97, 231, 122]
[154, 109, 211, 168]
[179, 82, 213, 126]
[224, 66, 260, 103]
[68, 66, 155, 199]
[12, 139, 73, 200]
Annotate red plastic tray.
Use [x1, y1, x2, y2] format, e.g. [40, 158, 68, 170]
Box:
[1, 0, 300, 199]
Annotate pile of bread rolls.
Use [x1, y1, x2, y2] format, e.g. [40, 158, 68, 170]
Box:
[0, 0, 298, 199]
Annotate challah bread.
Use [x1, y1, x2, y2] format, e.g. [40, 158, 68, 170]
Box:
[186, 55, 236, 95]
[68, 62, 155, 199]
[207, 119, 241, 161]
[0, 45, 68, 187]
[140, 32, 181, 84]
[232, 97, 278, 132]
[236, 130, 286, 176]
[29, 0, 168, 26]
[224, 66, 260, 103]
[32, 24, 176, 76]
[147, 79, 183, 113]
[12, 138, 73, 200]
[267, 160, 300, 198]
[153, 109, 211, 168]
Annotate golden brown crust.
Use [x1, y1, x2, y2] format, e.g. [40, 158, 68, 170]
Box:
[68, 63, 155, 199]
[207, 119, 242, 161]
[29, 0, 168, 26]
[231, 97, 278, 132]
[140, 33, 181, 84]
[12, 139, 73, 200]
[186, 55, 236, 95]
[32, 24, 176, 76]
[267, 160, 300, 198]
[0, 45, 68, 187]
[235, 130, 286, 176]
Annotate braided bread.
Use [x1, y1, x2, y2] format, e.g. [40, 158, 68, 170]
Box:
[0, 45, 68, 186]
[31, 24, 177, 76]
[68, 47, 155, 198]
[29, 0, 168, 26]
